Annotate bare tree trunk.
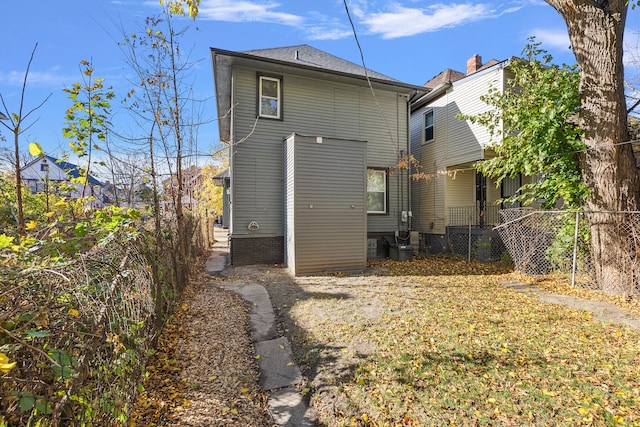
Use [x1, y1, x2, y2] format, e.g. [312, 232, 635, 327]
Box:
[0, 44, 50, 241]
[546, 0, 640, 294]
[13, 131, 25, 238]
[166, 21, 189, 290]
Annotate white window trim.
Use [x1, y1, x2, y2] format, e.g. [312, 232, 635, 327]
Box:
[258, 75, 281, 119]
[423, 109, 434, 143]
[367, 168, 387, 214]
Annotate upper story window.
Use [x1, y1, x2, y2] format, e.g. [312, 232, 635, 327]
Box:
[424, 109, 434, 142]
[367, 169, 387, 214]
[258, 75, 282, 119]
[40, 163, 49, 172]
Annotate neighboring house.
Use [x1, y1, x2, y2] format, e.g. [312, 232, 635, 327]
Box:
[212, 168, 230, 229]
[162, 165, 203, 215]
[102, 181, 154, 209]
[409, 54, 533, 257]
[21, 155, 106, 208]
[211, 44, 426, 274]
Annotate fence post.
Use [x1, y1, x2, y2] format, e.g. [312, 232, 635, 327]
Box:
[571, 210, 579, 288]
[468, 220, 472, 263]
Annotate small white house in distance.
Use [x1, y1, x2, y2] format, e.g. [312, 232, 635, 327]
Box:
[21, 155, 106, 208]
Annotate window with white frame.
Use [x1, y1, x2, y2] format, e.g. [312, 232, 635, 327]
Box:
[367, 169, 387, 213]
[424, 109, 434, 142]
[258, 75, 281, 119]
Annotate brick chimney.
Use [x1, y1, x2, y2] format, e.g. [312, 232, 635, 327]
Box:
[466, 54, 482, 74]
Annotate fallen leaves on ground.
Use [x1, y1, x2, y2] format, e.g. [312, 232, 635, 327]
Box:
[129, 266, 274, 426]
[247, 255, 640, 427]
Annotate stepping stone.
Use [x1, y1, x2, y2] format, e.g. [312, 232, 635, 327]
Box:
[269, 388, 316, 427]
[204, 251, 227, 275]
[218, 283, 277, 342]
[254, 337, 302, 391]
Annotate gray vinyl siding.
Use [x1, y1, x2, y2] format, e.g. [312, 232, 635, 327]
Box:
[284, 137, 296, 271]
[285, 134, 367, 275]
[230, 66, 409, 238]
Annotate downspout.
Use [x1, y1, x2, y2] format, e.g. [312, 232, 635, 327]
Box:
[407, 91, 413, 232]
[397, 94, 403, 232]
[229, 72, 235, 238]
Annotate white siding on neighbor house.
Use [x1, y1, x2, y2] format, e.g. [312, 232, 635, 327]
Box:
[22, 158, 68, 182]
[230, 66, 410, 239]
[410, 65, 507, 234]
[445, 168, 475, 229]
[410, 92, 452, 235]
[21, 157, 105, 208]
[285, 134, 367, 275]
[446, 68, 503, 166]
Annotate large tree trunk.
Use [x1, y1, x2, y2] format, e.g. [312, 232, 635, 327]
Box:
[546, 0, 640, 295]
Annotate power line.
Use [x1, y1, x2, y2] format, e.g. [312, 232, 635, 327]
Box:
[342, 0, 399, 155]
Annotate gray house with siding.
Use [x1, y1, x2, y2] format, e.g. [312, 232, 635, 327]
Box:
[211, 45, 426, 274]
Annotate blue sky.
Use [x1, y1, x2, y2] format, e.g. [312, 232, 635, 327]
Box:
[2, 0, 640, 162]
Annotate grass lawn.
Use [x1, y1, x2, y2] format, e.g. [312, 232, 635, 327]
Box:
[278, 256, 640, 426]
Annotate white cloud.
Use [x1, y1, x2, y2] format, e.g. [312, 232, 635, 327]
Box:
[303, 11, 353, 40]
[306, 26, 353, 41]
[197, 0, 303, 26]
[0, 69, 71, 88]
[528, 27, 571, 50]
[193, 0, 355, 40]
[358, 3, 494, 39]
[624, 28, 640, 69]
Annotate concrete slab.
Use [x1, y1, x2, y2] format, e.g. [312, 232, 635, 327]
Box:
[268, 388, 316, 427]
[203, 251, 228, 275]
[218, 283, 277, 342]
[503, 280, 640, 330]
[254, 337, 302, 391]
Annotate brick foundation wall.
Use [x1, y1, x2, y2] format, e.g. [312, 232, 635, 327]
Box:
[230, 236, 284, 266]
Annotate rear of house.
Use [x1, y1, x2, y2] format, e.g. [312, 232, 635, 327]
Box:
[212, 45, 425, 274]
[410, 55, 531, 258]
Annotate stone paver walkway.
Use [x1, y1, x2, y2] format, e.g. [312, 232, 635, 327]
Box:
[205, 227, 316, 426]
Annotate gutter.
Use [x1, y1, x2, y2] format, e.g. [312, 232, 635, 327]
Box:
[210, 46, 428, 95]
[410, 82, 452, 112]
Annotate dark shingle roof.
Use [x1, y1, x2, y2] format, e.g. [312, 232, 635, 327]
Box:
[423, 68, 466, 88]
[243, 44, 399, 82]
[423, 58, 502, 88]
[44, 155, 103, 186]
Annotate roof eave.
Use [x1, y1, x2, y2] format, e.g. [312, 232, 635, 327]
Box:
[210, 47, 427, 96]
[410, 82, 452, 111]
[211, 49, 232, 143]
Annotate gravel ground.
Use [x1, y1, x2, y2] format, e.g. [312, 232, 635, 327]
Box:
[130, 265, 276, 426]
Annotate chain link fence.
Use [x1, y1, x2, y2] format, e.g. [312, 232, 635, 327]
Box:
[495, 208, 640, 296]
[446, 226, 507, 262]
[444, 205, 506, 262]
[1, 216, 209, 426]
